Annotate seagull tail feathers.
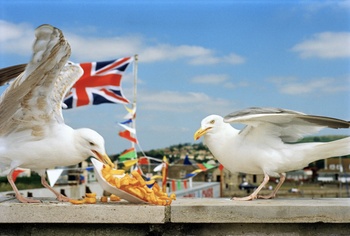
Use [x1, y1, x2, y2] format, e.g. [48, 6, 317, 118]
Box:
[311, 137, 350, 161]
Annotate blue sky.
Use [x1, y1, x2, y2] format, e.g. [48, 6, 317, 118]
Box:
[0, 1, 349, 155]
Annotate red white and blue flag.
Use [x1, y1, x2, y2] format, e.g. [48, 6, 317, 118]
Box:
[64, 57, 133, 109]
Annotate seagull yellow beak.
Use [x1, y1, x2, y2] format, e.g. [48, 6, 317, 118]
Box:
[93, 151, 115, 168]
[194, 127, 211, 141]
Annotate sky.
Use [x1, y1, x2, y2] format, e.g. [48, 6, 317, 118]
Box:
[0, 0, 349, 155]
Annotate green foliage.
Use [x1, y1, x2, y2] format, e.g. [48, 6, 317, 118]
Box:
[0, 173, 42, 192]
[297, 135, 348, 143]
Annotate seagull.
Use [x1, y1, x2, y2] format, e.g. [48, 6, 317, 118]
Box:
[0, 24, 114, 203]
[194, 107, 350, 201]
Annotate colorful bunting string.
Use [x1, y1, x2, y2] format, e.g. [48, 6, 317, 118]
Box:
[119, 130, 138, 143]
[119, 147, 136, 160]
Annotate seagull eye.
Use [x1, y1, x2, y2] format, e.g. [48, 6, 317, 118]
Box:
[89, 141, 95, 146]
[210, 120, 215, 124]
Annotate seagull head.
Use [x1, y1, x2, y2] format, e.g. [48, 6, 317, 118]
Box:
[75, 128, 114, 167]
[194, 115, 225, 141]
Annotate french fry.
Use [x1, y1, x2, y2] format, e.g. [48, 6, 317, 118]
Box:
[101, 196, 108, 202]
[120, 176, 130, 186]
[100, 164, 176, 205]
[131, 171, 145, 186]
[84, 197, 97, 204]
[110, 169, 125, 175]
[110, 194, 121, 201]
[69, 199, 85, 205]
[114, 177, 121, 188]
[85, 193, 96, 198]
[145, 179, 155, 186]
[125, 186, 144, 199]
[129, 178, 139, 185]
[170, 193, 176, 200]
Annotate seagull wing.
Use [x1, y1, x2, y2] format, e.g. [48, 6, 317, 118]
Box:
[0, 64, 27, 86]
[52, 61, 83, 120]
[0, 24, 81, 137]
[224, 107, 350, 142]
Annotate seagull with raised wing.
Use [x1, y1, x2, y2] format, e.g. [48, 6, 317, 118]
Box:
[194, 107, 350, 201]
[0, 24, 114, 203]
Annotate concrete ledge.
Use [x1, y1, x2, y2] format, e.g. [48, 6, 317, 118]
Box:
[171, 198, 350, 223]
[1, 197, 350, 235]
[0, 197, 167, 224]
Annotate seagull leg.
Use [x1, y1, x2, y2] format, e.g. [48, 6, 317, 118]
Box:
[258, 173, 286, 199]
[232, 173, 270, 201]
[7, 169, 41, 203]
[40, 174, 71, 202]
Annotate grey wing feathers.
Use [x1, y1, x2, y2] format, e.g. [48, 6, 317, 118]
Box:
[223, 107, 349, 143]
[224, 107, 349, 129]
[296, 115, 350, 129]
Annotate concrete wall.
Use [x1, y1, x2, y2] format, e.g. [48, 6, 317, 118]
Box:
[0, 197, 349, 235]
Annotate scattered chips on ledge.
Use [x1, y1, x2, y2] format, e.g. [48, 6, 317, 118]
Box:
[69, 193, 121, 204]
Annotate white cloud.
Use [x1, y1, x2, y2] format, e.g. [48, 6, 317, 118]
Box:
[0, 20, 245, 66]
[270, 76, 350, 95]
[189, 52, 245, 65]
[304, 0, 350, 12]
[291, 32, 350, 59]
[66, 33, 142, 61]
[138, 90, 233, 114]
[0, 20, 34, 56]
[191, 74, 249, 90]
[191, 74, 229, 84]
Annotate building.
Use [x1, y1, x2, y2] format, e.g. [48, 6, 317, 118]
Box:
[318, 157, 350, 183]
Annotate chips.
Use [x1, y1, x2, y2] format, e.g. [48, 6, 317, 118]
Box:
[101, 165, 176, 205]
[69, 193, 121, 204]
[69, 193, 98, 205]
[100, 196, 108, 203]
[110, 194, 121, 202]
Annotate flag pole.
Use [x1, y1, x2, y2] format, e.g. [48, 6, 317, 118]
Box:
[131, 54, 138, 158]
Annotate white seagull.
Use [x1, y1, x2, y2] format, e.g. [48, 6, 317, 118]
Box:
[0, 24, 113, 203]
[194, 107, 350, 201]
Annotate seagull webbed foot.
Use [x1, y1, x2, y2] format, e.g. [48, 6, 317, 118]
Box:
[257, 193, 276, 199]
[16, 195, 41, 203]
[56, 194, 71, 202]
[231, 195, 257, 201]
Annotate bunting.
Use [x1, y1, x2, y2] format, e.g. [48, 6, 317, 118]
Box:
[119, 147, 137, 161]
[183, 155, 192, 165]
[11, 169, 25, 182]
[196, 163, 207, 171]
[124, 105, 136, 119]
[47, 169, 64, 187]
[119, 130, 138, 143]
[121, 159, 138, 171]
[203, 163, 215, 170]
[118, 123, 136, 134]
[138, 157, 150, 165]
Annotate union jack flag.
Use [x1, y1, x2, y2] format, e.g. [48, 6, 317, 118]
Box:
[63, 57, 133, 109]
